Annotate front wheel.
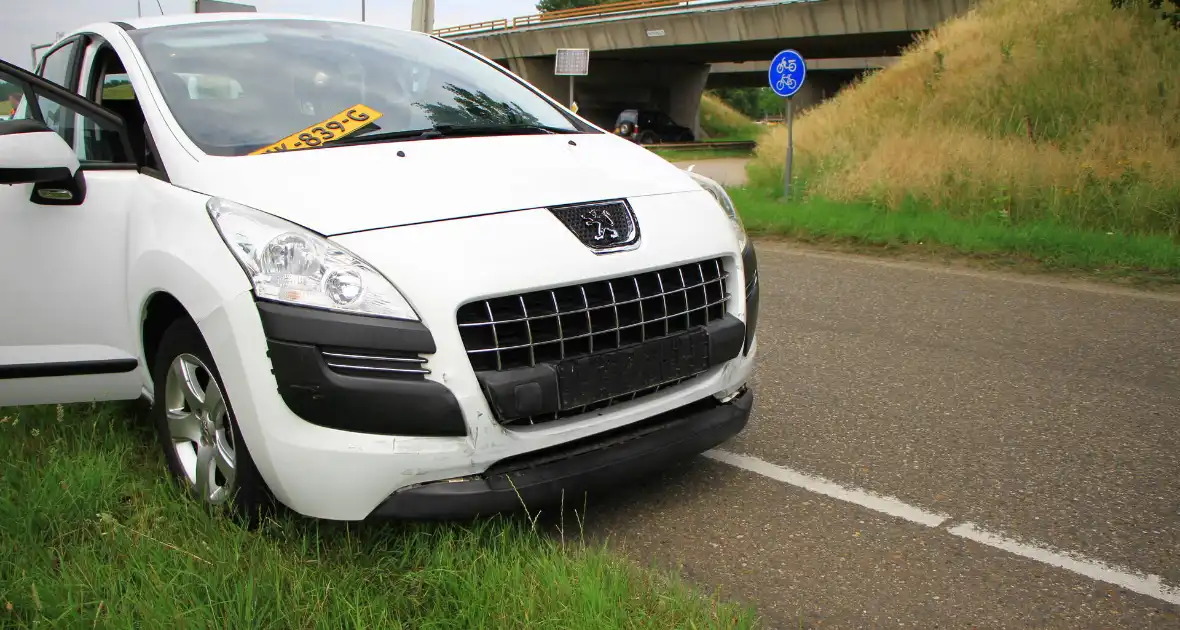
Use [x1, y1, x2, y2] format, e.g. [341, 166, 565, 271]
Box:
[150, 318, 270, 523]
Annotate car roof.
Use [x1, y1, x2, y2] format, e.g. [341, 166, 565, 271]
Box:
[73, 12, 423, 38]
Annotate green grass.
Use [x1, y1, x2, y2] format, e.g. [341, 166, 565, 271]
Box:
[731, 186, 1180, 282]
[651, 148, 754, 161]
[0, 403, 757, 629]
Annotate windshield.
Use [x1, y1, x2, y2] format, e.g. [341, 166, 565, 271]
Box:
[128, 19, 586, 156]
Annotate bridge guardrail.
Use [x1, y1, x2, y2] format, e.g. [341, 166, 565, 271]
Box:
[432, 19, 509, 36]
[513, 0, 683, 27]
[432, 0, 755, 37]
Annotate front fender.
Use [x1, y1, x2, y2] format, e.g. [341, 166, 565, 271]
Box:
[125, 178, 252, 386]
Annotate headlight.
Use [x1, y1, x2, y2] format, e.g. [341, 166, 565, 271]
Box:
[687, 170, 748, 250]
[206, 197, 419, 321]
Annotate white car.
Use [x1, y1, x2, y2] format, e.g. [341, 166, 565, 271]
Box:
[0, 13, 759, 522]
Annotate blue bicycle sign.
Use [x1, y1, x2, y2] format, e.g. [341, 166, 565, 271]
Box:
[769, 49, 806, 98]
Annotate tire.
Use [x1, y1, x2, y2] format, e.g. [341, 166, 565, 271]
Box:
[638, 131, 659, 145]
[150, 317, 270, 524]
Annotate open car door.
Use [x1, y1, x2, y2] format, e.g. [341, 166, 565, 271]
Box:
[0, 53, 145, 406]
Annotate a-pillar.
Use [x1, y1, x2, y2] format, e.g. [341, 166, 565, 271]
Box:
[506, 57, 565, 99]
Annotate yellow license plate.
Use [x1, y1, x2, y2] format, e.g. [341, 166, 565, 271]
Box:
[250, 104, 384, 155]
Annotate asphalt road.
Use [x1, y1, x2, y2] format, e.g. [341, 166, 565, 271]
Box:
[571, 241, 1180, 628]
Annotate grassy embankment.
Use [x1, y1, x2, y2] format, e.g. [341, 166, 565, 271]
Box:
[697, 93, 765, 142]
[742, 0, 1180, 282]
[0, 403, 757, 628]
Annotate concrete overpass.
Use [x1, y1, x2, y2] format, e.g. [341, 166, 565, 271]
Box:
[436, 0, 972, 136]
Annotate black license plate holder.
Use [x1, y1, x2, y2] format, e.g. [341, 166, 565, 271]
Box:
[554, 328, 711, 410]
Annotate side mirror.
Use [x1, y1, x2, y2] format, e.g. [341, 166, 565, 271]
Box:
[0, 119, 86, 205]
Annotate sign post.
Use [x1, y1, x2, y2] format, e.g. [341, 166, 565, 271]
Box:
[554, 48, 590, 111]
[768, 49, 807, 201]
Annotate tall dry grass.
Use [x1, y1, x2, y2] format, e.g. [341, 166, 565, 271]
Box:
[750, 0, 1180, 236]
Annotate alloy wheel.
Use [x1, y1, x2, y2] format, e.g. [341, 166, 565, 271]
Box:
[164, 353, 237, 505]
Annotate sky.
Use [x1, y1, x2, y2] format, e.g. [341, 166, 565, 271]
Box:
[1, 0, 539, 70]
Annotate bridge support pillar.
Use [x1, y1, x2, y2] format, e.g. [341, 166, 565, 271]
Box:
[667, 64, 710, 140]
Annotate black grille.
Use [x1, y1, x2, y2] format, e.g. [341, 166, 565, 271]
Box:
[548, 200, 639, 251]
[456, 258, 730, 374]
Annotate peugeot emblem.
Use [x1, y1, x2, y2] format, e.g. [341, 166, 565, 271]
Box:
[581, 208, 620, 241]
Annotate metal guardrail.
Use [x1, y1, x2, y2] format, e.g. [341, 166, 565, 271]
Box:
[513, 0, 681, 27]
[432, 0, 749, 37]
[432, 18, 508, 36]
[644, 140, 757, 151]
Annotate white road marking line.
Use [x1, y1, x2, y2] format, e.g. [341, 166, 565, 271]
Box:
[703, 449, 951, 527]
[948, 522, 1180, 606]
[706, 448, 1180, 607]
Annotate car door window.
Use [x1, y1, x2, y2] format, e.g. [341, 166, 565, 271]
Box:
[84, 44, 161, 173]
[74, 96, 128, 163]
[35, 40, 79, 143]
[38, 41, 77, 87]
[0, 66, 131, 166]
[87, 73, 139, 164]
[34, 90, 77, 144]
[85, 64, 140, 164]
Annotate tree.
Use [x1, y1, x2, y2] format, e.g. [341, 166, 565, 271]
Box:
[536, 0, 623, 13]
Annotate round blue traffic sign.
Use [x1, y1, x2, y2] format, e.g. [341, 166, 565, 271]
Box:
[768, 49, 807, 98]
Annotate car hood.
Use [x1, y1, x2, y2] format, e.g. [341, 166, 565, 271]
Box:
[179, 133, 702, 236]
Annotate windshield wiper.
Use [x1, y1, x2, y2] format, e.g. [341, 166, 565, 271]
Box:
[330, 123, 579, 147]
[329, 127, 437, 146]
[429, 123, 581, 137]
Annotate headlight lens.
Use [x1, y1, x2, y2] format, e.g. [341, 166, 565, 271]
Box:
[207, 197, 419, 321]
[687, 170, 748, 250]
